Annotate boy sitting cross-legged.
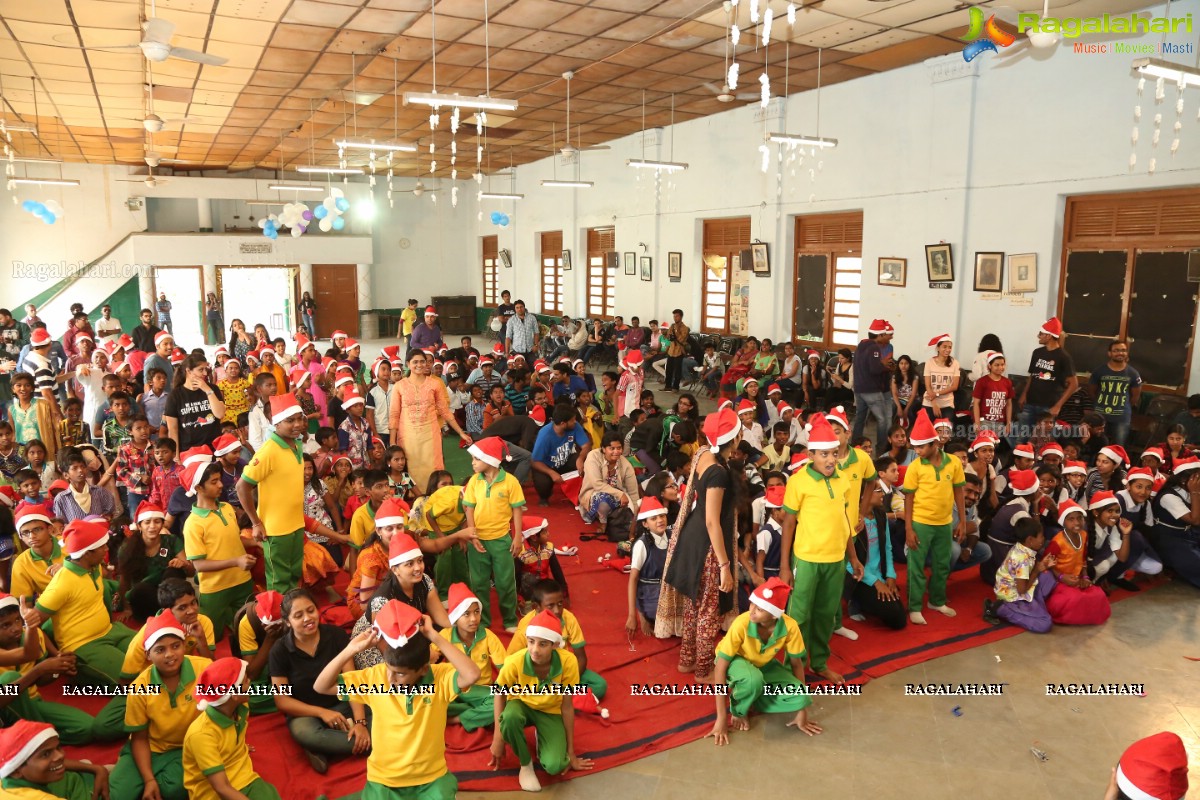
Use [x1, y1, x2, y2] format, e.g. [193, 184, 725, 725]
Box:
[432, 583, 507, 731]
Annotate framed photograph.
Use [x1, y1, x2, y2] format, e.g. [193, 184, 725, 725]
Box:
[750, 242, 770, 276]
[624, 251, 636, 276]
[973, 251, 1004, 292]
[668, 251, 682, 281]
[1008, 253, 1037, 293]
[739, 248, 753, 270]
[925, 243, 954, 282]
[640, 256, 652, 282]
[562, 249, 573, 270]
[878, 257, 906, 287]
[731, 253, 740, 272]
[499, 249, 512, 269]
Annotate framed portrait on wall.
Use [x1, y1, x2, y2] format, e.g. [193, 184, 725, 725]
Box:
[624, 251, 636, 275]
[668, 251, 682, 281]
[1008, 253, 1037, 293]
[925, 243, 954, 282]
[640, 256, 652, 282]
[878, 257, 906, 287]
[499, 249, 512, 269]
[563, 249, 573, 270]
[750, 243, 770, 276]
[973, 252, 1004, 292]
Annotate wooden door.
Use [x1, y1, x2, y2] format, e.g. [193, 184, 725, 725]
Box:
[312, 264, 359, 338]
[701, 217, 751, 335]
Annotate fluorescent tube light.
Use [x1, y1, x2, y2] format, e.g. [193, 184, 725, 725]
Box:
[1131, 57, 1200, 88]
[9, 177, 78, 186]
[8, 156, 62, 164]
[267, 184, 324, 192]
[540, 179, 593, 188]
[0, 125, 37, 134]
[296, 166, 363, 175]
[244, 200, 287, 206]
[626, 158, 688, 172]
[766, 132, 838, 148]
[335, 140, 417, 153]
[480, 192, 524, 200]
[403, 92, 518, 112]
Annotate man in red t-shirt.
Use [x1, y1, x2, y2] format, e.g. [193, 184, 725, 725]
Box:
[971, 350, 1014, 436]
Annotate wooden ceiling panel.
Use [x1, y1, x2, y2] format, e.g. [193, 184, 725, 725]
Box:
[556, 37, 629, 61]
[840, 34, 961, 69]
[508, 30, 586, 55]
[490, 0, 578, 30]
[328, 30, 399, 54]
[546, 6, 634, 34]
[403, 13, 478, 41]
[210, 16, 275, 46]
[456, 22, 532, 49]
[281, 1, 358, 29]
[342, 8, 422, 35]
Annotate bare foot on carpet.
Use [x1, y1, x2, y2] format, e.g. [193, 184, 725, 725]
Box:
[816, 667, 845, 685]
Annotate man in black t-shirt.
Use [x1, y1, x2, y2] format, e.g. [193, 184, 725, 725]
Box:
[1013, 316, 1078, 445]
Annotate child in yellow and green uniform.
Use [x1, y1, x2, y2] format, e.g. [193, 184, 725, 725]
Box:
[824, 406, 877, 641]
[463, 437, 524, 631]
[230, 591, 286, 715]
[901, 412, 966, 625]
[506, 578, 606, 700]
[413, 473, 471, 595]
[109, 611, 212, 800]
[709, 577, 822, 744]
[0, 721, 110, 800]
[9, 504, 63, 604]
[182, 459, 255, 640]
[432, 583, 506, 731]
[121, 578, 215, 679]
[348, 469, 392, 553]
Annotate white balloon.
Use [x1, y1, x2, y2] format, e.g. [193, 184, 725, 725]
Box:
[318, 216, 333, 232]
[330, 187, 344, 198]
[323, 197, 337, 211]
[291, 225, 303, 238]
[257, 218, 267, 229]
[43, 200, 63, 216]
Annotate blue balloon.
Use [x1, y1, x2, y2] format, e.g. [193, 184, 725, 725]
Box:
[31, 202, 45, 215]
[490, 211, 501, 223]
[335, 198, 349, 213]
[313, 205, 328, 219]
[500, 213, 510, 225]
[42, 212, 55, 224]
[332, 216, 345, 231]
[21, 200, 35, 212]
[267, 228, 277, 239]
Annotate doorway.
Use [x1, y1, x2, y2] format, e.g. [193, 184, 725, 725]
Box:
[312, 264, 359, 338]
[152, 267, 204, 347]
[218, 267, 294, 343]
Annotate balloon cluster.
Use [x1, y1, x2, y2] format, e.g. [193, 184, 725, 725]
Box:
[489, 210, 510, 227]
[258, 213, 282, 239]
[278, 202, 311, 239]
[312, 187, 350, 232]
[21, 199, 64, 225]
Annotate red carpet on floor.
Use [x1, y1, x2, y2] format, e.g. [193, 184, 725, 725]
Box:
[48, 497, 1163, 798]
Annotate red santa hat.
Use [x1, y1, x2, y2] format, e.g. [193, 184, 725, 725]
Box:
[741, 376, 759, 388]
[1141, 446, 1165, 464]
[424, 306, 438, 317]
[372, 600, 423, 648]
[468, 437, 510, 468]
[153, 330, 172, 346]
[62, 518, 109, 559]
[968, 436, 995, 453]
[1089, 490, 1119, 510]
[195, 657, 249, 711]
[521, 515, 549, 540]
[984, 350, 1006, 365]
[1012, 442, 1036, 460]
[447, 583, 482, 624]
[867, 319, 894, 335]
[341, 389, 365, 410]
[1099, 445, 1129, 468]
[180, 445, 214, 469]
[766, 383, 782, 396]
[170, 348, 186, 365]
[110, 360, 131, 374]
[117, 334, 135, 350]
[212, 433, 241, 458]
[624, 349, 644, 367]
[749, 577, 791, 618]
[289, 366, 311, 388]
[490, 342, 505, 355]
[255, 590, 284, 625]
[294, 334, 316, 354]
[777, 400, 794, 417]
[75, 333, 93, 345]
[1039, 316, 1063, 338]
[787, 452, 811, 473]
[479, 356, 494, 368]
[380, 345, 401, 362]
[215, 344, 230, 357]
[180, 459, 212, 497]
[1061, 460, 1087, 476]
[534, 359, 550, 374]
[134, 501, 166, 525]
[927, 333, 951, 347]
[763, 484, 786, 509]
[1008, 469, 1038, 496]
[331, 329, 348, 340]
[143, 610, 186, 651]
[558, 471, 582, 506]
[908, 413, 938, 446]
[717, 399, 733, 413]
[0, 720, 59, 778]
[375, 497, 410, 529]
[1173, 456, 1200, 475]
[736, 399, 756, 415]
[805, 349, 821, 360]
[525, 609, 563, 646]
[14, 502, 51, 530]
[388, 532, 424, 567]
[806, 415, 841, 451]
[933, 418, 953, 432]
[335, 363, 354, 375]
[370, 359, 387, 379]
[29, 329, 52, 348]
[1125, 467, 1156, 486]
[343, 338, 360, 352]
[703, 408, 741, 452]
[270, 392, 304, 425]
[334, 375, 355, 389]
[637, 497, 667, 520]
[825, 405, 850, 431]
[1038, 442, 1064, 459]
[528, 405, 548, 427]
[0, 592, 17, 614]
[1056, 500, 1086, 527]
[0, 486, 17, 509]
[1115, 732, 1189, 800]
[244, 350, 260, 364]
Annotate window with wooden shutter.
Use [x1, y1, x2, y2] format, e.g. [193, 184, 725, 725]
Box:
[701, 217, 751, 335]
[586, 226, 616, 319]
[540, 231, 564, 315]
[793, 212, 863, 347]
[1060, 188, 1200, 391]
[482, 235, 498, 307]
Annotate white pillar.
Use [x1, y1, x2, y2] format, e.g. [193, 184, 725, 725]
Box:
[299, 264, 313, 297]
[202, 264, 217, 296]
[138, 265, 155, 310]
[356, 263, 374, 338]
[197, 199, 213, 232]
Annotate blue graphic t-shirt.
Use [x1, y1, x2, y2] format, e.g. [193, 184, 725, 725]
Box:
[1089, 365, 1142, 422]
[532, 421, 589, 470]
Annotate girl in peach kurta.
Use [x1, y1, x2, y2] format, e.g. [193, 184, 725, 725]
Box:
[387, 351, 473, 488]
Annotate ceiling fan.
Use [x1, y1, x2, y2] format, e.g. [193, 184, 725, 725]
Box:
[554, 72, 609, 157]
[116, 64, 201, 134]
[77, 0, 228, 66]
[706, 1, 756, 102]
[115, 169, 169, 187]
[406, 180, 441, 197]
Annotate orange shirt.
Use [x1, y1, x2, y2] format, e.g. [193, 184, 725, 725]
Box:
[1045, 529, 1086, 577]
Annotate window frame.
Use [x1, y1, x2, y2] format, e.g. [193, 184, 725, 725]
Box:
[481, 235, 499, 307]
[792, 212, 863, 349]
[540, 230, 564, 316]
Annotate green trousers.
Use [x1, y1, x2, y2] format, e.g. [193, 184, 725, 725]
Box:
[0, 672, 95, 745]
[239, 778, 282, 800]
[448, 685, 495, 731]
[248, 674, 277, 716]
[263, 529, 305, 595]
[15, 771, 94, 800]
[467, 536, 518, 628]
[109, 743, 186, 800]
[906, 521, 952, 611]
[726, 657, 812, 718]
[74, 624, 136, 688]
[360, 772, 457, 799]
[199, 579, 254, 641]
[499, 700, 568, 774]
[580, 669, 607, 700]
[433, 545, 468, 601]
[786, 557, 843, 673]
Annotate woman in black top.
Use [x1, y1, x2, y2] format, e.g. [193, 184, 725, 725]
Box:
[350, 544, 449, 669]
[269, 589, 369, 773]
[659, 414, 740, 682]
[162, 354, 225, 451]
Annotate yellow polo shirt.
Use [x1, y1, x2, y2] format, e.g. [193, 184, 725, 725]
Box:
[34, 561, 112, 653]
[433, 627, 507, 684]
[462, 469, 525, 541]
[182, 705, 259, 800]
[902, 451, 966, 526]
[837, 446, 877, 531]
[126, 655, 212, 753]
[494, 649, 580, 715]
[9, 542, 63, 601]
[122, 613, 216, 679]
[716, 612, 806, 668]
[10, 628, 48, 700]
[237, 614, 261, 656]
[183, 503, 252, 595]
[240, 433, 305, 536]
[781, 465, 854, 563]
[400, 307, 417, 337]
[337, 662, 459, 788]
[422, 485, 465, 534]
[506, 609, 585, 656]
[348, 501, 378, 551]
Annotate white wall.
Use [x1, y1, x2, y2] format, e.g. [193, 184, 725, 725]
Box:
[478, 7, 1200, 389]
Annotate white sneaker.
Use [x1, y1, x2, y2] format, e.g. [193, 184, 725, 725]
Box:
[832, 626, 859, 641]
[519, 764, 542, 792]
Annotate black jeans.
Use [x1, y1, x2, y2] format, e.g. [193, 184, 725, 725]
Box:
[665, 354, 684, 390]
[847, 576, 907, 630]
[532, 463, 572, 503]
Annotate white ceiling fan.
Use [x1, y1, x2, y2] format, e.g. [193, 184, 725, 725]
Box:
[77, 0, 228, 66]
[115, 169, 169, 187]
[554, 72, 610, 157]
[706, 0, 756, 102]
[406, 180, 441, 197]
